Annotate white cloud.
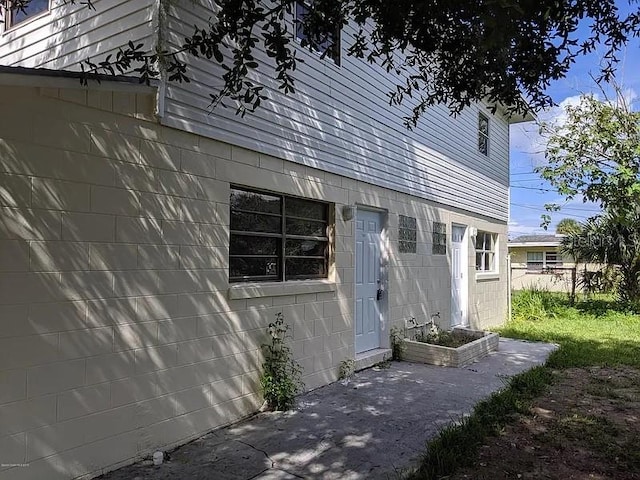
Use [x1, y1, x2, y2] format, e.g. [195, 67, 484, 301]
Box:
[510, 94, 585, 168]
[508, 220, 546, 238]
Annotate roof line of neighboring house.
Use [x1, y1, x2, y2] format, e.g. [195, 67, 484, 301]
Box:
[508, 242, 561, 248]
[0, 65, 158, 93]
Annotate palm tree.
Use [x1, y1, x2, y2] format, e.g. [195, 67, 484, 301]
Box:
[562, 211, 640, 304]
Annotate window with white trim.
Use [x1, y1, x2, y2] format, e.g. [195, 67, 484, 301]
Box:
[475, 231, 496, 272]
[295, 1, 340, 65]
[527, 251, 563, 270]
[229, 187, 330, 282]
[5, 0, 49, 28]
[478, 112, 489, 155]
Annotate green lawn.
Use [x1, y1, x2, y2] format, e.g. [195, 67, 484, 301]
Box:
[407, 289, 640, 479]
[500, 290, 640, 368]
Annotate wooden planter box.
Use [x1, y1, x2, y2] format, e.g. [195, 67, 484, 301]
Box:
[403, 328, 499, 367]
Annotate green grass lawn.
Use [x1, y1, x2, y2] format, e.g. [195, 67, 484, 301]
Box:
[407, 289, 640, 479]
[501, 290, 640, 368]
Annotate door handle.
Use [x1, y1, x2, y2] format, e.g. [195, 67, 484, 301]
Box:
[376, 280, 383, 301]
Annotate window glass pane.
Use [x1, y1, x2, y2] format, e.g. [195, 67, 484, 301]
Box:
[485, 252, 494, 271]
[476, 252, 484, 270]
[285, 258, 326, 279]
[479, 114, 489, 135]
[527, 252, 543, 262]
[230, 257, 280, 280]
[231, 212, 281, 234]
[12, 0, 48, 25]
[286, 197, 327, 220]
[230, 189, 281, 214]
[286, 218, 327, 237]
[285, 239, 327, 257]
[230, 235, 279, 256]
[295, 1, 339, 63]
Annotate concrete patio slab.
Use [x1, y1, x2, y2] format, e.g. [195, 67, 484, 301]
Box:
[99, 338, 557, 480]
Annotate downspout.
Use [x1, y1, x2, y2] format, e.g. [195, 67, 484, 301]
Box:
[152, 0, 169, 120]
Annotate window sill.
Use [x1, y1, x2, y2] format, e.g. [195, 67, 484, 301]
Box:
[476, 272, 500, 281]
[228, 279, 337, 299]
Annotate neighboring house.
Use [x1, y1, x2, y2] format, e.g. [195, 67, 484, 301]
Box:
[0, 2, 530, 479]
[508, 234, 576, 292]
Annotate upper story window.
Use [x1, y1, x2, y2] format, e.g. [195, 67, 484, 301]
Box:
[478, 112, 489, 156]
[229, 187, 330, 282]
[527, 251, 563, 271]
[5, 0, 49, 28]
[295, 2, 340, 65]
[398, 215, 417, 253]
[475, 231, 497, 272]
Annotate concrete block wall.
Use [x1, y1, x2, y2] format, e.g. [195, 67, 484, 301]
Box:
[0, 85, 507, 480]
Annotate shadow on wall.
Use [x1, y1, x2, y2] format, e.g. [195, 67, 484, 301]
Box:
[0, 87, 280, 479]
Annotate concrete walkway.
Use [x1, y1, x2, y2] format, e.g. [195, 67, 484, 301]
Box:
[100, 339, 557, 480]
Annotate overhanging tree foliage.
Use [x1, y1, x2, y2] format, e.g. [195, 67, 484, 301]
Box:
[2, 1, 640, 127]
[539, 89, 640, 217]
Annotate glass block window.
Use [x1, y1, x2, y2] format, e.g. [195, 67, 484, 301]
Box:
[229, 187, 329, 282]
[475, 231, 496, 272]
[478, 112, 489, 155]
[432, 222, 447, 255]
[399, 215, 417, 253]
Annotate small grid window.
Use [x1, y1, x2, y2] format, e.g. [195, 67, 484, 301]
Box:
[475, 231, 496, 272]
[295, 1, 340, 64]
[399, 215, 417, 254]
[6, 0, 49, 27]
[432, 222, 447, 255]
[229, 187, 329, 282]
[478, 112, 489, 155]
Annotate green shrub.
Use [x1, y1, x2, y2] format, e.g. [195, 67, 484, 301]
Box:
[260, 313, 303, 411]
[511, 288, 564, 322]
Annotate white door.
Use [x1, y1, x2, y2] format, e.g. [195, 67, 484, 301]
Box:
[451, 225, 468, 327]
[355, 210, 383, 353]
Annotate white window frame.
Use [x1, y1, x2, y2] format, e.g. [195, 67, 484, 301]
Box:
[475, 231, 497, 273]
[3, 0, 50, 30]
[527, 251, 563, 271]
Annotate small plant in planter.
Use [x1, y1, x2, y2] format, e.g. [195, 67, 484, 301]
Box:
[415, 324, 476, 348]
[260, 313, 303, 411]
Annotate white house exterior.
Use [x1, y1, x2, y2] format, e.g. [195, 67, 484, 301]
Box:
[0, 1, 529, 478]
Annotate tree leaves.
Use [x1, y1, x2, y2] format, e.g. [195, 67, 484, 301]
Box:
[19, 0, 640, 126]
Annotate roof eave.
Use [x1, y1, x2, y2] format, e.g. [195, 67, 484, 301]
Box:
[0, 65, 158, 94]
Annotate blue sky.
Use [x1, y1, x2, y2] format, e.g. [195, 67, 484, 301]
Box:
[508, 4, 640, 238]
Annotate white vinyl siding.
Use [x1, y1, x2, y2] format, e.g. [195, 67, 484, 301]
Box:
[0, 0, 155, 71]
[162, 1, 511, 222]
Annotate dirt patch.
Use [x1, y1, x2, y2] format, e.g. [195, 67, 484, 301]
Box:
[450, 366, 640, 480]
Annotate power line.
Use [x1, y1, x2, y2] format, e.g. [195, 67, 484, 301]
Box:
[510, 185, 554, 192]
